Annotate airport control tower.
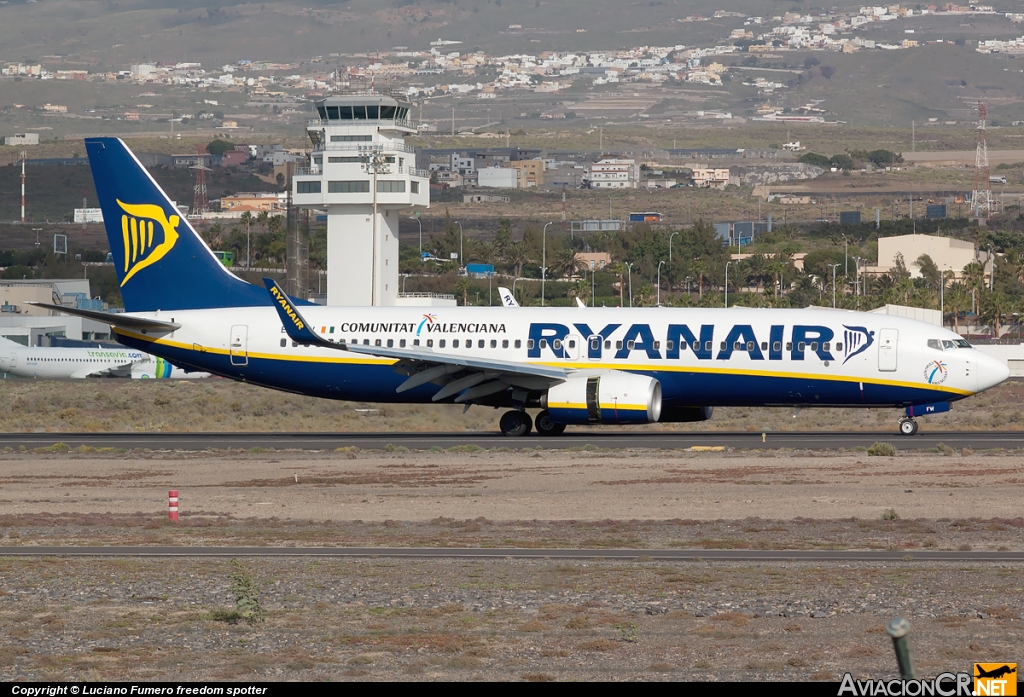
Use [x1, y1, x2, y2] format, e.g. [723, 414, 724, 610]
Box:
[292, 93, 430, 306]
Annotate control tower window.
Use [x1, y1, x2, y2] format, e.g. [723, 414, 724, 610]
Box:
[325, 106, 339, 120]
[367, 106, 380, 119]
[339, 106, 353, 120]
[381, 106, 397, 119]
[317, 107, 327, 119]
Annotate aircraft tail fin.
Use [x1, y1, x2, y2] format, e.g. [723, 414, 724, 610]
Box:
[85, 137, 273, 312]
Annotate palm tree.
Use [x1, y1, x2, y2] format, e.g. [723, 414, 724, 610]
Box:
[549, 247, 585, 280]
[690, 259, 708, 300]
[454, 277, 470, 306]
[608, 261, 628, 306]
[981, 292, 1012, 338]
[505, 242, 530, 279]
[945, 282, 971, 335]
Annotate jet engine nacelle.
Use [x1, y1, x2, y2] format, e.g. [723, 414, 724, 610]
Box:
[543, 372, 662, 425]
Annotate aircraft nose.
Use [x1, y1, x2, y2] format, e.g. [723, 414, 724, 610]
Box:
[976, 351, 1011, 392]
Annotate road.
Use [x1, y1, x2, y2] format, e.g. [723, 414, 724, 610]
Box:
[1, 430, 1023, 451]
[1, 546, 1022, 562]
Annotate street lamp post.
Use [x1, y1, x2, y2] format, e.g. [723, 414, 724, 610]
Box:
[828, 263, 840, 308]
[669, 231, 679, 263]
[657, 260, 665, 306]
[627, 262, 634, 308]
[725, 261, 732, 309]
[409, 215, 422, 260]
[542, 221, 553, 307]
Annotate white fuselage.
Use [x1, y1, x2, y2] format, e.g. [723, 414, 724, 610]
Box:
[107, 305, 1009, 408]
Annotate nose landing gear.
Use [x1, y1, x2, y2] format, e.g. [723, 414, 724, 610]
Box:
[898, 417, 919, 436]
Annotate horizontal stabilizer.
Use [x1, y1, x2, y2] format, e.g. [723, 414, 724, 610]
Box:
[29, 303, 180, 332]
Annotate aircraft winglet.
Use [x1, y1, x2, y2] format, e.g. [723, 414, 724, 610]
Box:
[263, 278, 329, 347]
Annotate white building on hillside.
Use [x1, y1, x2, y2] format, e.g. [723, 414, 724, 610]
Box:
[586, 158, 639, 189]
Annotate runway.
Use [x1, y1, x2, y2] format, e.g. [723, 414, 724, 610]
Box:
[2, 430, 1024, 451]
[1, 546, 1023, 562]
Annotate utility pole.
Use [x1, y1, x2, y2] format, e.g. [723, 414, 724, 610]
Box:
[360, 144, 391, 306]
[20, 151, 26, 223]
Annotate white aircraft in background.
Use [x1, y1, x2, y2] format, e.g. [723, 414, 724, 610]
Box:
[39, 137, 1011, 437]
[0, 337, 209, 380]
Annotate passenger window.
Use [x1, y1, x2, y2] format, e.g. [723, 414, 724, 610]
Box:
[773, 341, 782, 352]
[400, 339, 406, 348]
[568, 340, 576, 349]
[363, 339, 370, 345]
[798, 342, 806, 351]
[616, 341, 623, 349]
[761, 342, 768, 351]
[539, 339, 547, 349]
[553, 339, 562, 350]
[453, 339, 460, 348]
[591, 338, 600, 351]
[478, 340, 484, 349]
[786, 342, 793, 351]
[627, 340, 635, 350]
[426, 339, 433, 347]
[822, 342, 830, 351]
[502, 339, 509, 348]
[280, 339, 287, 347]
[605, 340, 611, 350]
[721, 341, 727, 350]
[439, 339, 446, 348]
[734, 341, 743, 350]
[666, 340, 674, 351]
[515, 339, 522, 349]
[653, 341, 660, 350]
[491, 340, 497, 348]
[526, 339, 534, 349]
[746, 341, 754, 351]
[836, 343, 843, 351]
[704, 341, 712, 352]
[413, 339, 419, 346]
[292, 341, 298, 347]
[810, 342, 818, 351]
[375, 339, 382, 347]
[387, 339, 394, 348]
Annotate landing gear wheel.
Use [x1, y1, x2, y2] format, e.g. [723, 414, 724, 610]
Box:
[535, 410, 567, 437]
[500, 410, 533, 437]
[898, 418, 919, 436]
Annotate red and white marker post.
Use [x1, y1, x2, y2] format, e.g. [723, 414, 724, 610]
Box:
[168, 490, 179, 522]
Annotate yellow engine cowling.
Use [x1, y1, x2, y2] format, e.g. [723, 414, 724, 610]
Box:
[543, 372, 662, 425]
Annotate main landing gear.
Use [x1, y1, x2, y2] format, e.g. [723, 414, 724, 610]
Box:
[499, 410, 533, 437]
[898, 417, 919, 436]
[499, 409, 568, 437]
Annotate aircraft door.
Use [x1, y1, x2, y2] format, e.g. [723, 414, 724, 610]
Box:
[564, 334, 582, 361]
[230, 325, 248, 366]
[877, 328, 898, 372]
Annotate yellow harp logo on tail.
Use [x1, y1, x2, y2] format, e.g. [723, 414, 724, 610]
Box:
[116, 199, 180, 287]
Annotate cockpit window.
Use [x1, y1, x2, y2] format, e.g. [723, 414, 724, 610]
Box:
[927, 339, 942, 351]
[942, 340, 956, 350]
[954, 339, 971, 348]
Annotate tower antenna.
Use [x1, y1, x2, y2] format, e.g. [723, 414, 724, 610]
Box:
[190, 146, 211, 216]
[971, 101, 992, 219]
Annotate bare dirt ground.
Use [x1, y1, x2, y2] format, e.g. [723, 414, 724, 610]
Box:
[1, 448, 1023, 681]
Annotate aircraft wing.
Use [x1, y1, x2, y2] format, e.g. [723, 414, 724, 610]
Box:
[264, 279, 566, 403]
[70, 362, 134, 379]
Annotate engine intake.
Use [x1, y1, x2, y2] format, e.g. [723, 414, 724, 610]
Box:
[543, 372, 662, 425]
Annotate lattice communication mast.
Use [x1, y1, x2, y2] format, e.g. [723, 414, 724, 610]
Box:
[971, 101, 992, 218]
[190, 146, 211, 215]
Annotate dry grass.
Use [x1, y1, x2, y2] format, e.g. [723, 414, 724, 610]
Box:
[2, 378, 1023, 434]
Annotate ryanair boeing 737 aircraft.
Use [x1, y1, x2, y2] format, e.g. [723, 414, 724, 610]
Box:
[39, 138, 1010, 437]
